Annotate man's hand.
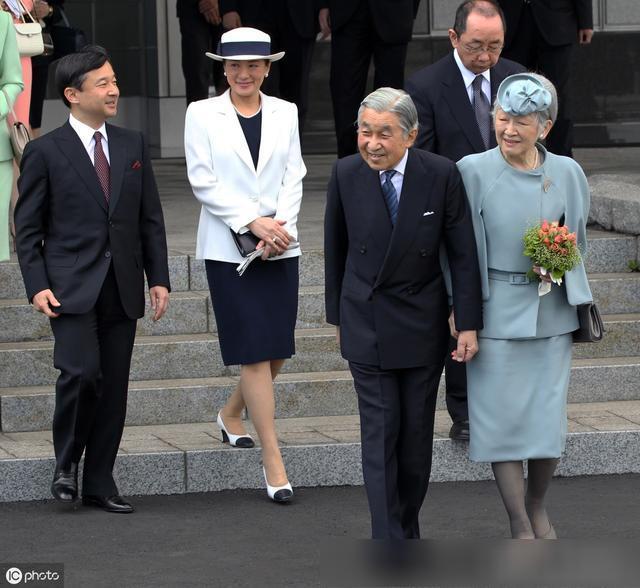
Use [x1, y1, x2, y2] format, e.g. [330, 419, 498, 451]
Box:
[578, 28, 594, 44]
[32, 289, 61, 318]
[318, 8, 331, 39]
[222, 10, 241, 30]
[33, 0, 52, 19]
[149, 286, 169, 321]
[198, 0, 221, 25]
[451, 330, 478, 363]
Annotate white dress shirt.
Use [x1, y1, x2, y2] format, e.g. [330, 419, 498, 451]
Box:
[378, 149, 408, 202]
[68, 113, 110, 165]
[453, 49, 491, 106]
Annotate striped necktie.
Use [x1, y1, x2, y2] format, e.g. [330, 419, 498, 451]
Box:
[382, 169, 398, 225]
[472, 75, 491, 149]
[94, 131, 110, 203]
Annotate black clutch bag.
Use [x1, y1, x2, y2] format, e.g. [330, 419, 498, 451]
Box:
[573, 303, 604, 343]
[230, 229, 261, 257]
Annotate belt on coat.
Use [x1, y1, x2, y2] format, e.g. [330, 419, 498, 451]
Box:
[487, 268, 531, 285]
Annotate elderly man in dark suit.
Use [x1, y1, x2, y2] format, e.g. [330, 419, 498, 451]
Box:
[15, 46, 171, 513]
[324, 87, 482, 539]
[405, 0, 523, 441]
[220, 0, 319, 129]
[319, 0, 421, 158]
[498, 0, 594, 157]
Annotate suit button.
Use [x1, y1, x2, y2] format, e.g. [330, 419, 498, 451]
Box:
[407, 287, 415, 294]
[420, 249, 428, 257]
[359, 246, 366, 254]
[105, 251, 111, 258]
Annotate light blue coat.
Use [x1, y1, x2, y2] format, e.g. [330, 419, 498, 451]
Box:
[457, 145, 593, 340]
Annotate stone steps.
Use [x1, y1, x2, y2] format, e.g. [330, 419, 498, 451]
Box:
[0, 285, 327, 343]
[0, 229, 635, 300]
[1, 403, 639, 501]
[2, 355, 639, 433]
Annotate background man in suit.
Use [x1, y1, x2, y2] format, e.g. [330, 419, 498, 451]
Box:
[405, 0, 524, 441]
[177, 0, 225, 104]
[498, 0, 594, 157]
[15, 46, 171, 514]
[324, 88, 482, 539]
[318, 0, 421, 157]
[220, 0, 319, 129]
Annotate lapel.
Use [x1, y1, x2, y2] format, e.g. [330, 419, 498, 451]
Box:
[219, 90, 256, 173]
[105, 123, 127, 218]
[442, 53, 486, 154]
[54, 122, 108, 214]
[256, 93, 278, 176]
[357, 160, 393, 248]
[488, 61, 506, 149]
[375, 150, 436, 288]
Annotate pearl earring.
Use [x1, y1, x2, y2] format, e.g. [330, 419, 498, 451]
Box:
[223, 72, 227, 77]
[265, 73, 269, 78]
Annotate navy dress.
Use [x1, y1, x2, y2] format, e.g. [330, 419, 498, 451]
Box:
[205, 109, 299, 366]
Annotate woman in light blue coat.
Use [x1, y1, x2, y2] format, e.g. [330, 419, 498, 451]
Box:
[0, 9, 24, 261]
[456, 73, 592, 539]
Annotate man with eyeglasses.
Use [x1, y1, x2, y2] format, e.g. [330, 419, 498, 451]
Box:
[405, 0, 523, 442]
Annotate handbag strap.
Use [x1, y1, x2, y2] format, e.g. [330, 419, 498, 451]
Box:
[16, 0, 38, 24]
[0, 88, 19, 123]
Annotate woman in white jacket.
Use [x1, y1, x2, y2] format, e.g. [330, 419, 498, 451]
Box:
[185, 27, 306, 503]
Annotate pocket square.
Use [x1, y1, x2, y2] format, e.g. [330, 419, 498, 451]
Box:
[131, 160, 142, 170]
[423, 211, 435, 216]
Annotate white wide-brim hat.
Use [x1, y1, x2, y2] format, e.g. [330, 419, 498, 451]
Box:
[205, 27, 285, 62]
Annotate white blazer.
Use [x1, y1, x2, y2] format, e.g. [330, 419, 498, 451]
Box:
[185, 90, 307, 263]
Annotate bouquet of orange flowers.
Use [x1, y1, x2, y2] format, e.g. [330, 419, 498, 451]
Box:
[523, 220, 581, 296]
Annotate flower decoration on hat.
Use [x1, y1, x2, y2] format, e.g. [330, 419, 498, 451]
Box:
[497, 74, 552, 117]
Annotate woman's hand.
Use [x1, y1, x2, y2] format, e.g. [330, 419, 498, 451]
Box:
[532, 265, 553, 283]
[248, 217, 293, 256]
[33, 0, 52, 19]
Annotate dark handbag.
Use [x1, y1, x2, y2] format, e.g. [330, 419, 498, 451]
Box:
[50, 8, 87, 60]
[230, 229, 261, 257]
[573, 303, 604, 343]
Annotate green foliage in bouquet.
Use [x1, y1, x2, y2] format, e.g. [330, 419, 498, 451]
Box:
[523, 220, 581, 281]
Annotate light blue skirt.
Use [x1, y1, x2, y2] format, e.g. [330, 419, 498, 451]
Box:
[467, 334, 572, 462]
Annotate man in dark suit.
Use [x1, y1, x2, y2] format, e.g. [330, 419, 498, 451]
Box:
[177, 0, 224, 105]
[405, 0, 524, 440]
[318, 0, 421, 157]
[220, 0, 319, 129]
[498, 0, 594, 157]
[15, 46, 171, 513]
[324, 88, 482, 539]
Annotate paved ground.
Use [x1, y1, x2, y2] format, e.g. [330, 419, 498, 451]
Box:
[1, 475, 639, 587]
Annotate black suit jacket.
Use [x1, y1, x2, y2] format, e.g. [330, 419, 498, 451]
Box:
[324, 149, 482, 370]
[500, 0, 593, 47]
[406, 52, 525, 162]
[322, 0, 420, 44]
[220, 0, 319, 39]
[15, 122, 170, 319]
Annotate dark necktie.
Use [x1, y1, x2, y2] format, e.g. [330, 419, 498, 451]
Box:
[382, 169, 398, 225]
[472, 75, 491, 149]
[94, 131, 110, 203]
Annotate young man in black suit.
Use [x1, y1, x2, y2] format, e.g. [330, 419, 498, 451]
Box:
[324, 87, 482, 539]
[405, 0, 524, 441]
[498, 0, 594, 157]
[15, 46, 171, 513]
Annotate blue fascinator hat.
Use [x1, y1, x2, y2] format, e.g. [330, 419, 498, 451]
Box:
[496, 73, 553, 116]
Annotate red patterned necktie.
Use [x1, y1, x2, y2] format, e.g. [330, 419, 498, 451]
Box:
[93, 131, 110, 203]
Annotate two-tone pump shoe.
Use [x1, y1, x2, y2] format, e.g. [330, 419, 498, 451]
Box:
[217, 411, 255, 448]
[263, 467, 293, 503]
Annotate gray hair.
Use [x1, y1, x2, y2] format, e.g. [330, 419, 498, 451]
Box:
[492, 72, 558, 131]
[357, 87, 418, 138]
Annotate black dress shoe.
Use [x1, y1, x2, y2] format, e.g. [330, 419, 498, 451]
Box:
[449, 420, 470, 441]
[82, 495, 134, 514]
[51, 463, 78, 502]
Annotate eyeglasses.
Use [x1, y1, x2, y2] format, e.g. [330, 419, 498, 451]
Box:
[461, 42, 504, 55]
